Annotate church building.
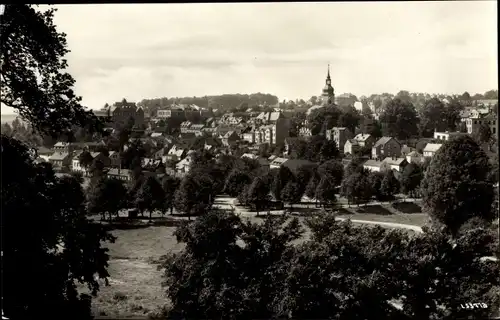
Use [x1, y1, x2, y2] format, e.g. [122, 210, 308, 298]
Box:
[321, 64, 335, 105]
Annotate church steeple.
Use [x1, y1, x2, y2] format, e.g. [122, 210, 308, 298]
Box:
[321, 64, 335, 105]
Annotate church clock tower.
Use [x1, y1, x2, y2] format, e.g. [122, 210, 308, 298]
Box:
[321, 64, 335, 105]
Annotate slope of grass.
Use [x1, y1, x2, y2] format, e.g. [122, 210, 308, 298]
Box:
[88, 226, 185, 318]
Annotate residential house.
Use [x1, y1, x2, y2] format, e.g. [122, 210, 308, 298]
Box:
[242, 130, 256, 144]
[433, 131, 469, 141]
[465, 113, 497, 135]
[406, 151, 423, 164]
[459, 107, 475, 122]
[49, 152, 72, 170]
[186, 124, 205, 135]
[326, 127, 353, 152]
[180, 121, 192, 133]
[382, 157, 408, 172]
[108, 100, 144, 127]
[299, 121, 312, 138]
[221, 131, 240, 147]
[175, 157, 192, 175]
[353, 133, 375, 148]
[363, 159, 385, 172]
[91, 152, 111, 167]
[108, 151, 121, 167]
[220, 113, 244, 125]
[255, 111, 285, 124]
[166, 145, 186, 161]
[269, 157, 289, 170]
[423, 143, 442, 158]
[142, 157, 162, 168]
[53, 142, 74, 153]
[344, 139, 360, 155]
[71, 151, 85, 173]
[107, 168, 133, 181]
[371, 137, 401, 160]
[157, 108, 185, 120]
[253, 118, 290, 146]
[215, 124, 242, 137]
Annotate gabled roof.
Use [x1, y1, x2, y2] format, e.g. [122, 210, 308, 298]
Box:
[155, 146, 171, 157]
[176, 157, 191, 169]
[382, 157, 407, 166]
[269, 157, 288, 166]
[72, 150, 84, 160]
[423, 143, 442, 153]
[373, 136, 397, 148]
[363, 159, 384, 167]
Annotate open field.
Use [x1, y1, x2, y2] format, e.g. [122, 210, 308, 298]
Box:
[89, 227, 185, 318]
[88, 197, 428, 318]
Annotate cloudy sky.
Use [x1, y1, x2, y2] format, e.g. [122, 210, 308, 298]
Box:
[2, 2, 498, 113]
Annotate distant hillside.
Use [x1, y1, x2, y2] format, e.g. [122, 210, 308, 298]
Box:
[137, 93, 279, 115]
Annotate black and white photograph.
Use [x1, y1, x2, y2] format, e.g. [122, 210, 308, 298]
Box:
[1, 2, 499, 319]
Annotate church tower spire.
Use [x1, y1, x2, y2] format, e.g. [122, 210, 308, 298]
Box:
[321, 64, 335, 105]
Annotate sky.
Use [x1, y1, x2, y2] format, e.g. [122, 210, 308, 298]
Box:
[1, 1, 498, 114]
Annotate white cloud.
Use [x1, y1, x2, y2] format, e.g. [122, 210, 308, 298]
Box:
[1, 2, 497, 114]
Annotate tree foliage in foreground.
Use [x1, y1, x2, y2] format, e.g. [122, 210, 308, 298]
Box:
[2, 136, 115, 319]
[421, 135, 495, 235]
[158, 210, 499, 320]
[1, 4, 114, 319]
[0, 4, 103, 138]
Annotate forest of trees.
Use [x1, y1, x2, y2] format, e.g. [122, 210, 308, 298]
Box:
[137, 93, 279, 115]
